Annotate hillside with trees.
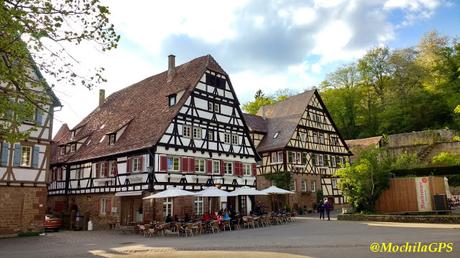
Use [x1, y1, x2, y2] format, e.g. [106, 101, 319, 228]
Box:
[243, 31, 460, 140]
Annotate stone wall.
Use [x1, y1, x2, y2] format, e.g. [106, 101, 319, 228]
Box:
[0, 186, 47, 235]
[387, 129, 458, 147]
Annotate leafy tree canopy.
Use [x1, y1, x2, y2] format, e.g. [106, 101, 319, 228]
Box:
[242, 88, 297, 115]
[1, 0, 119, 143]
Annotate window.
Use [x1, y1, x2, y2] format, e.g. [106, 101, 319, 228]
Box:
[311, 180, 316, 192]
[182, 125, 191, 138]
[277, 151, 284, 163]
[312, 154, 318, 166]
[318, 154, 324, 166]
[214, 103, 220, 113]
[300, 132, 307, 142]
[224, 133, 231, 144]
[108, 134, 116, 145]
[167, 157, 180, 171]
[290, 178, 296, 191]
[99, 198, 109, 215]
[301, 180, 307, 192]
[163, 197, 172, 217]
[59, 146, 66, 155]
[193, 127, 202, 139]
[208, 101, 213, 111]
[331, 156, 336, 168]
[70, 130, 76, 140]
[194, 197, 204, 216]
[207, 101, 220, 113]
[331, 136, 339, 146]
[271, 152, 278, 163]
[335, 156, 341, 167]
[313, 132, 318, 143]
[224, 162, 233, 175]
[195, 159, 205, 173]
[243, 164, 251, 176]
[212, 160, 220, 174]
[319, 133, 325, 144]
[70, 144, 76, 153]
[301, 153, 307, 164]
[288, 151, 294, 163]
[295, 152, 301, 164]
[76, 167, 83, 179]
[168, 94, 176, 107]
[231, 134, 239, 145]
[207, 130, 214, 141]
[332, 178, 337, 189]
[21, 146, 32, 167]
[109, 160, 117, 176]
[131, 157, 142, 172]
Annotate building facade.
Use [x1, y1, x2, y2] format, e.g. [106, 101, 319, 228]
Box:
[0, 68, 61, 234]
[47, 55, 259, 228]
[244, 90, 351, 212]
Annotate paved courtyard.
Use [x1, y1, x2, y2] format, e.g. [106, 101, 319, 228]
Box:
[0, 217, 459, 258]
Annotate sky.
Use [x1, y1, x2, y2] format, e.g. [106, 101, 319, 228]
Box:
[49, 0, 460, 134]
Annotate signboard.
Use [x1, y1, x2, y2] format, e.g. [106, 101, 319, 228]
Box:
[415, 177, 432, 212]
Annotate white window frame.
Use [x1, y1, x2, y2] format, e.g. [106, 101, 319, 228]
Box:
[76, 167, 84, 179]
[195, 159, 205, 173]
[318, 154, 324, 166]
[224, 162, 233, 175]
[313, 132, 318, 143]
[331, 156, 336, 168]
[20, 146, 32, 167]
[231, 134, 239, 145]
[109, 161, 117, 176]
[183, 125, 191, 138]
[271, 152, 278, 163]
[131, 157, 142, 173]
[167, 156, 180, 172]
[277, 151, 284, 163]
[332, 178, 337, 189]
[194, 197, 204, 216]
[207, 130, 214, 141]
[295, 152, 301, 164]
[109, 134, 116, 145]
[243, 164, 251, 176]
[164, 197, 173, 217]
[290, 178, 296, 191]
[301, 180, 307, 192]
[287, 151, 294, 163]
[99, 198, 108, 215]
[214, 103, 220, 113]
[224, 133, 231, 144]
[193, 127, 202, 139]
[212, 160, 220, 175]
[168, 95, 176, 107]
[300, 132, 307, 142]
[319, 133, 325, 144]
[311, 180, 316, 192]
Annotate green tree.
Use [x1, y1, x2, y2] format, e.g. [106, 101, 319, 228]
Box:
[432, 152, 460, 166]
[242, 88, 296, 115]
[1, 0, 119, 142]
[336, 148, 392, 212]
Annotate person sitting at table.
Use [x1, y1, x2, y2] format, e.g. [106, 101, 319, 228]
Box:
[211, 211, 218, 220]
[217, 211, 224, 223]
[184, 213, 191, 223]
[201, 212, 211, 222]
[223, 210, 231, 221]
[165, 214, 172, 223]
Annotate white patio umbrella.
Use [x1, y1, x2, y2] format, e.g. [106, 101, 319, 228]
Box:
[261, 186, 294, 195]
[232, 186, 268, 196]
[143, 186, 197, 200]
[261, 186, 294, 212]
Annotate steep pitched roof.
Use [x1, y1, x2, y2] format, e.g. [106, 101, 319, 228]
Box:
[248, 90, 316, 152]
[242, 113, 267, 133]
[52, 55, 226, 164]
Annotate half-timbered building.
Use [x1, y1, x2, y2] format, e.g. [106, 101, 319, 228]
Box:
[0, 67, 61, 235]
[244, 90, 351, 211]
[48, 55, 259, 228]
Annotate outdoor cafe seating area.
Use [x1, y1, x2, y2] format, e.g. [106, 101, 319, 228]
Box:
[133, 211, 297, 237]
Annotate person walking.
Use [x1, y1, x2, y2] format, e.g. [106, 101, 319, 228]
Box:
[318, 200, 325, 220]
[324, 200, 331, 221]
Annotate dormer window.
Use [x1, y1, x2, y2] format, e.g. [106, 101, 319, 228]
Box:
[59, 146, 66, 155]
[273, 132, 279, 139]
[70, 144, 76, 153]
[168, 94, 177, 107]
[108, 133, 116, 145]
[70, 130, 76, 140]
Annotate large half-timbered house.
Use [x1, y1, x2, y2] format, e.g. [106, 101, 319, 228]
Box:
[244, 90, 351, 211]
[48, 55, 259, 228]
[0, 67, 61, 235]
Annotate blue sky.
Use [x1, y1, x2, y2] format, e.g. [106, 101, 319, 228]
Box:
[51, 0, 460, 133]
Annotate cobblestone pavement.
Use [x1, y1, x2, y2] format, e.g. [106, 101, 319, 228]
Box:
[0, 217, 459, 258]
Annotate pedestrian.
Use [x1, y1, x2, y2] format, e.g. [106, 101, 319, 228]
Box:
[324, 200, 331, 221]
[318, 200, 324, 220]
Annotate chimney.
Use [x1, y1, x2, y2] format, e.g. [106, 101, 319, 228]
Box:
[99, 89, 105, 107]
[167, 54, 176, 82]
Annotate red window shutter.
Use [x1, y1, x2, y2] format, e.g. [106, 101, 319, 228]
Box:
[104, 161, 109, 177]
[181, 157, 188, 173]
[139, 156, 144, 171]
[160, 156, 167, 172]
[106, 199, 112, 215]
[189, 158, 195, 173]
[238, 162, 243, 176]
[127, 158, 132, 174]
[233, 161, 238, 176]
[252, 163, 257, 176]
[96, 199, 100, 215]
[206, 160, 212, 174]
[95, 163, 100, 178]
[220, 160, 225, 176]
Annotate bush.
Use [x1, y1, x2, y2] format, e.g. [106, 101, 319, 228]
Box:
[432, 152, 460, 166]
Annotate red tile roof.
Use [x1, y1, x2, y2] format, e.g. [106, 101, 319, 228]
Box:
[52, 55, 226, 164]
